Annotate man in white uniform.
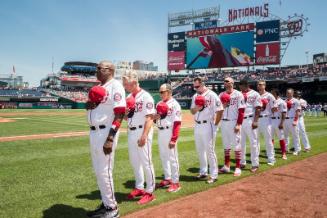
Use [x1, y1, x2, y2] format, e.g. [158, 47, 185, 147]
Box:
[284, 88, 301, 155]
[271, 89, 288, 160]
[190, 77, 223, 183]
[294, 91, 311, 152]
[219, 77, 246, 177]
[86, 61, 126, 218]
[155, 84, 182, 192]
[239, 80, 261, 173]
[122, 70, 156, 205]
[257, 80, 277, 166]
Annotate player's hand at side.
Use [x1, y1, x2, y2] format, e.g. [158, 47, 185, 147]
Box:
[86, 101, 98, 110]
[103, 137, 114, 155]
[252, 121, 258, 129]
[154, 114, 161, 120]
[234, 124, 241, 134]
[169, 141, 176, 149]
[292, 121, 298, 126]
[195, 105, 202, 111]
[278, 123, 284, 129]
[137, 134, 147, 147]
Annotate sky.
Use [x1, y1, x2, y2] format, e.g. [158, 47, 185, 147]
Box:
[0, 0, 326, 86]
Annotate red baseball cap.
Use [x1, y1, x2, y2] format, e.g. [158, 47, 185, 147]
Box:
[126, 96, 136, 110]
[88, 86, 107, 103]
[220, 92, 230, 104]
[156, 101, 169, 115]
[195, 95, 206, 107]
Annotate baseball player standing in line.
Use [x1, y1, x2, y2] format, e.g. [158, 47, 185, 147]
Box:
[284, 88, 301, 155]
[219, 77, 245, 177]
[86, 61, 126, 218]
[257, 80, 277, 166]
[271, 89, 288, 160]
[190, 77, 223, 183]
[294, 91, 311, 152]
[122, 71, 156, 205]
[239, 80, 262, 173]
[155, 84, 182, 192]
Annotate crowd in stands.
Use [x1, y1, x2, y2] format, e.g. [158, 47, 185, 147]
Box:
[43, 88, 88, 103]
[0, 88, 45, 97]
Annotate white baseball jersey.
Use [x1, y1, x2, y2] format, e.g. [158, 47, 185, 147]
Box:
[271, 98, 287, 118]
[156, 98, 182, 128]
[88, 79, 126, 126]
[127, 89, 155, 127]
[286, 98, 301, 118]
[219, 90, 246, 120]
[260, 91, 277, 116]
[242, 89, 262, 117]
[191, 89, 223, 123]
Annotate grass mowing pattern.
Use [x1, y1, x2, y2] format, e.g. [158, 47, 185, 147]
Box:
[0, 110, 326, 218]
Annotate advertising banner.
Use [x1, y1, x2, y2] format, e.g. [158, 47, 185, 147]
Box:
[255, 42, 280, 65]
[186, 31, 254, 69]
[256, 20, 280, 43]
[168, 51, 185, 71]
[194, 20, 217, 30]
[168, 32, 186, 51]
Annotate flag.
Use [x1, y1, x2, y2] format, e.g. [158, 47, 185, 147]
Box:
[12, 65, 16, 74]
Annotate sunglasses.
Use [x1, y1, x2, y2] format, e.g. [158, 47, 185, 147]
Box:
[159, 90, 168, 94]
[97, 67, 111, 71]
[224, 80, 231, 83]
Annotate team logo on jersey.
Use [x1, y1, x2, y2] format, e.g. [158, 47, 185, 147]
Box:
[135, 101, 143, 112]
[146, 102, 154, 109]
[114, 93, 122, 102]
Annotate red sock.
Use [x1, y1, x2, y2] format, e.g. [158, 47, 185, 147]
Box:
[235, 150, 241, 168]
[280, 140, 286, 154]
[224, 149, 231, 167]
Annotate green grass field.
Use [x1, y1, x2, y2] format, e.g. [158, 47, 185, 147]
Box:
[1, 110, 327, 218]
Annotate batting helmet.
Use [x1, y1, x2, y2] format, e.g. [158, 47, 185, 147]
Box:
[126, 96, 136, 110]
[88, 86, 107, 103]
[220, 92, 230, 104]
[195, 95, 206, 107]
[156, 101, 169, 116]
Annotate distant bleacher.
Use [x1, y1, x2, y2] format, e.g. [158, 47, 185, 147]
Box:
[0, 89, 44, 97]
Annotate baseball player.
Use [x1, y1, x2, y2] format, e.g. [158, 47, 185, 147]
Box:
[257, 80, 277, 166]
[190, 77, 223, 183]
[122, 70, 156, 205]
[86, 61, 126, 218]
[271, 89, 288, 160]
[294, 91, 311, 152]
[284, 88, 301, 155]
[239, 80, 261, 173]
[155, 84, 182, 192]
[219, 77, 245, 177]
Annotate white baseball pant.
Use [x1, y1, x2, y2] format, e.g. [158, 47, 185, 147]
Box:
[90, 126, 119, 209]
[128, 127, 155, 193]
[284, 119, 301, 152]
[258, 117, 275, 163]
[221, 120, 241, 151]
[298, 116, 311, 150]
[241, 117, 259, 167]
[271, 119, 285, 140]
[194, 122, 218, 179]
[158, 127, 180, 183]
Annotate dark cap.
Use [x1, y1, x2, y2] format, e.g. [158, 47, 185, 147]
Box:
[239, 79, 248, 86]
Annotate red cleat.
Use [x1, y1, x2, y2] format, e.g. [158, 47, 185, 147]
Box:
[156, 179, 172, 188]
[167, 183, 181, 193]
[137, 193, 155, 205]
[127, 188, 145, 200]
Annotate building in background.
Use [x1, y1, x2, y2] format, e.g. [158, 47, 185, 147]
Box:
[133, 60, 158, 71]
[313, 53, 327, 65]
[0, 74, 28, 88]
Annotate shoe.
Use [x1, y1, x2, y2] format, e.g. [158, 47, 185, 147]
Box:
[137, 193, 155, 205]
[156, 179, 171, 188]
[240, 164, 246, 169]
[127, 188, 145, 200]
[206, 177, 217, 184]
[267, 161, 275, 166]
[167, 183, 181, 192]
[86, 203, 119, 218]
[250, 166, 258, 173]
[234, 168, 242, 177]
[282, 154, 287, 160]
[304, 148, 311, 152]
[219, 165, 230, 173]
[293, 151, 300, 156]
[195, 174, 208, 180]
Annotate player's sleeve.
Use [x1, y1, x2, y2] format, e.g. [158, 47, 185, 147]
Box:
[144, 93, 155, 115]
[237, 92, 246, 109]
[190, 94, 196, 109]
[295, 99, 301, 110]
[270, 94, 277, 109]
[253, 92, 262, 108]
[112, 83, 126, 114]
[172, 101, 182, 122]
[281, 101, 287, 113]
[213, 93, 223, 112]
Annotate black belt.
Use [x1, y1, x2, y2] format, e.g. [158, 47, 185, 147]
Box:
[129, 125, 143, 130]
[90, 125, 106, 130]
[259, 115, 268, 118]
[285, 117, 294, 119]
[158, 126, 170, 130]
[244, 115, 253, 119]
[195, 120, 207, 124]
[222, 119, 231, 121]
[271, 117, 280, 119]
